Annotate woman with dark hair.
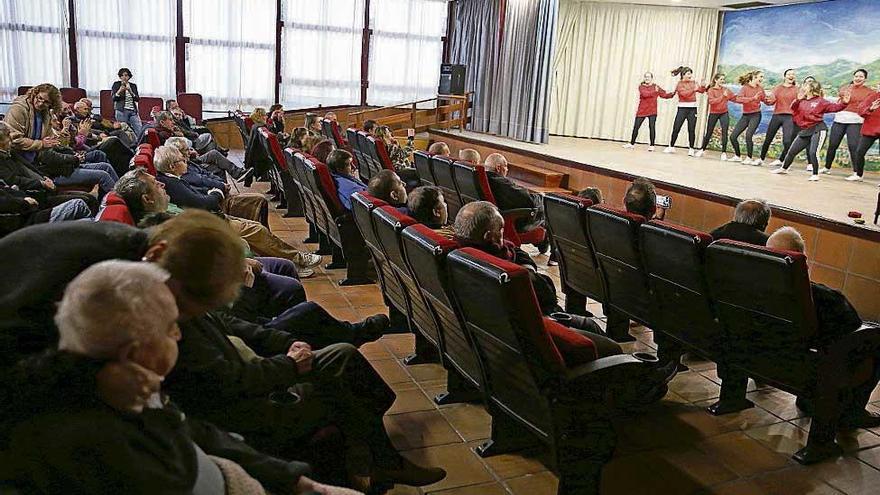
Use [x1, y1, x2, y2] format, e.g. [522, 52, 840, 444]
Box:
[289, 127, 309, 150]
[310, 139, 334, 164]
[696, 73, 735, 160]
[852, 82, 880, 182]
[624, 72, 671, 151]
[730, 70, 766, 165]
[825, 69, 873, 180]
[110, 68, 142, 135]
[664, 66, 705, 156]
[760, 69, 799, 167]
[267, 104, 289, 145]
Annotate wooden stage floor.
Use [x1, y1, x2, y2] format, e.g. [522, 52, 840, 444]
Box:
[443, 130, 880, 234]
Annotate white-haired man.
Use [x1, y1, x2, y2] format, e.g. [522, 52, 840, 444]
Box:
[482, 152, 545, 233]
[3, 260, 358, 494]
[166, 135, 245, 181]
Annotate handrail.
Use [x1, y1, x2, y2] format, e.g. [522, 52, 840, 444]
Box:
[346, 92, 473, 135]
[348, 92, 473, 119]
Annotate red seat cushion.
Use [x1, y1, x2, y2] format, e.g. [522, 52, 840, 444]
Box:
[543, 317, 597, 367]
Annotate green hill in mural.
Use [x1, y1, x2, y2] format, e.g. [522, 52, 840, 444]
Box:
[718, 58, 878, 94]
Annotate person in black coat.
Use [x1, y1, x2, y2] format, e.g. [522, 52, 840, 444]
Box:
[483, 152, 545, 232]
[111, 67, 143, 135]
[710, 199, 772, 246]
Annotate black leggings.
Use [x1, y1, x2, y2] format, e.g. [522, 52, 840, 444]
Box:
[731, 112, 761, 158]
[701, 113, 729, 152]
[760, 114, 796, 161]
[783, 127, 823, 174]
[853, 135, 877, 177]
[630, 115, 657, 145]
[824, 122, 862, 170]
[670, 107, 697, 148]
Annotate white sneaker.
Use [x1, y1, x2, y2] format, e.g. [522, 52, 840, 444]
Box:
[295, 252, 323, 268]
[687, 148, 695, 157]
[695, 150, 704, 158]
[805, 164, 813, 171]
[720, 153, 729, 161]
[622, 143, 634, 149]
[648, 146, 655, 152]
[820, 168, 832, 175]
[769, 160, 782, 167]
[729, 155, 743, 163]
[742, 158, 753, 165]
[296, 267, 315, 278]
[808, 175, 820, 181]
[770, 167, 788, 174]
[845, 174, 864, 182]
[752, 159, 763, 167]
[663, 147, 675, 154]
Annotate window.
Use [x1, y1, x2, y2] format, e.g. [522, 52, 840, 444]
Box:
[184, 0, 275, 111]
[0, 0, 69, 102]
[368, 0, 447, 106]
[281, 0, 365, 108]
[75, 0, 175, 100]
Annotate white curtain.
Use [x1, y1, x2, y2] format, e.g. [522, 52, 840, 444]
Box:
[550, 1, 719, 143]
[184, 0, 275, 111]
[368, 0, 447, 106]
[75, 0, 176, 100]
[0, 0, 69, 102]
[281, 0, 364, 108]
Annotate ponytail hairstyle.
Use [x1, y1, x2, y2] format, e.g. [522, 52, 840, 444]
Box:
[737, 70, 759, 85]
[712, 73, 725, 87]
[671, 66, 693, 79]
[803, 79, 823, 98]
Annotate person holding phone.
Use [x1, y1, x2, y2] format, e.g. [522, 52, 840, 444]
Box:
[111, 68, 142, 135]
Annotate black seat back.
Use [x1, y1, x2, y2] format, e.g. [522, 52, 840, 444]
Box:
[543, 193, 604, 302]
[413, 151, 435, 187]
[351, 193, 408, 315]
[431, 155, 463, 219]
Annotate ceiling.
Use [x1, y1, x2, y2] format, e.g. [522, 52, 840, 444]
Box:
[587, 0, 822, 10]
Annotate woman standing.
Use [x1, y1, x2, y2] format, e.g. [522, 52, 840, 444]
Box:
[663, 66, 706, 156]
[760, 69, 799, 167]
[696, 73, 735, 160]
[623, 72, 671, 151]
[770, 79, 848, 180]
[851, 83, 880, 182]
[824, 69, 872, 180]
[110, 68, 142, 135]
[729, 70, 766, 165]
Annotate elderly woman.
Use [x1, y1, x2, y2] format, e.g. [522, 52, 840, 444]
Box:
[3, 260, 353, 494]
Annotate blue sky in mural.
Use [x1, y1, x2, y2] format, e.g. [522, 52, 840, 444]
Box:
[719, 0, 880, 72]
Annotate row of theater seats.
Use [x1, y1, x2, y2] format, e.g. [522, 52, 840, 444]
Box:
[542, 192, 880, 464]
[346, 128, 395, 182]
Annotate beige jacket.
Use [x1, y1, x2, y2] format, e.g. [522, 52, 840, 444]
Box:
[2, 95, 52, 152]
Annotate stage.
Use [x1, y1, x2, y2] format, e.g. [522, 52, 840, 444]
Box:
[428, 129, 880, 321]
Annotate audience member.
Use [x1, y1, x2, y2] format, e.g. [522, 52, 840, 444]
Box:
[374, 126, 414, 170]
[310, 139, 334, 164]
[289, 127, 309, 150]
[428, 141, 449, 155]
[483, 152, 545, 232]
[407, 185, 454, 238]
[166, 135, 245, 181]
[4, 84, 61, 162]
[577, 187, 603, 205]
[324, 112, 338, 123]
[367, 169, 407, 208]
[0, 184, 90, 225]
[766, 226, 880, 427]
[711, 199, 771, 245]
[458, 148, 481, 164]
[327, 149, 366, 211]
[624, 177, 666, 221]
[363, 119, 377, 135]
[111, 68, 142, 134]
[304, 113, 321, 136]
[250, 107, 268, 127]
[97, 168, 169, 225]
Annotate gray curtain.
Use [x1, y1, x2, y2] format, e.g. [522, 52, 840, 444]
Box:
[449, 0, 558, 144]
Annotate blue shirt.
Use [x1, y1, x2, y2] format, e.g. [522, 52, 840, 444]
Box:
[332, 172, 366, 211]
[22, 113, 43, 163]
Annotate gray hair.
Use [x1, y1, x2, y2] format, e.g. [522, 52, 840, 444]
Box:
[767, 226, 805, 254]
[73, 100, 89, 112]
[453, 201, 502, 242]
[483, 153, 507, 173]
[428, 142, 449, 155]
[165, 136, 189, 153]
[156, 110, 174, 122]
[459, 148, 481, 165]
[114, 168, 151, 207]
[56, 261, 176, 359]
[733, 199, 771, 229]
[154, 145, 182, 173]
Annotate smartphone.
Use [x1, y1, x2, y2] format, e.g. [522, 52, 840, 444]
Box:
[656, 195, 671, 208]
[407, 128, 415, 138]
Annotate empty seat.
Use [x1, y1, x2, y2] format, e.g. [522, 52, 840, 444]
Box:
[431, 155, 463, 220]
[347, 128, 367, 179]
[176, 93, 203, 124]
[705, 240, 880, 464]
[99, 90, 114, 120]
[356, 132, 378, 180]
[291, 152, 330, 243]
[138, 97, 164, 122]
[259, 127, 302, 216]
[413, 151, 435, 187]
[60, 87, 87, 104]
[321, 119, 346, 149]
[370, 136, 395, 172]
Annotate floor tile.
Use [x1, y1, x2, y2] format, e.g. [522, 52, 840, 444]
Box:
[746, 388, 805, 421]
[695, 431, 791, 477]
[809, 455, 880, 495]
[505, 471, 558, 495]
[401, 443, 495, 492]
[372, 358, 413, 384]
[427, 482, 509, 495]
[440, 404, 492, 442]
[790, 417, 880, 453]
[602, 447, 738, 494]
[387, 387, 440, 416]
[668, 371, 721, 402]
[743, 421, 807, 457]
[384, 410, 462, 450]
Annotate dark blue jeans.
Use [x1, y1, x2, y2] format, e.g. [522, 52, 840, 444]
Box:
[232, 257, 305, 322]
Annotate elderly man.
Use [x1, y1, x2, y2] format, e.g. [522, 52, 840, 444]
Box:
[458, 148, 481, 164]
[2, 260, 355, 494]
[166, 135, 245, 181]
[427, 141, 449, 156]
[711, 199, 772, 245]
[327, 149, 366, 211]
[366, 169, 407, 209]
[324, 112, 338, 123]
[406, 185, 453, 238]
[483, 152, 545, 232]
[69, 100, 136, 166]
[766, 226, 880, 428]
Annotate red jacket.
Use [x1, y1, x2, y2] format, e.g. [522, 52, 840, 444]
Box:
[858, 91, 880, 137]
[767, 84, 798, 115]
[95, 192, 135, 226]
[672, 81, 706, 104]
[707, 86, 735, 114]
[791, 97, 847, 131]
[735, 84, 766, 114]
[840, 83, 873, 113]
[636, 84, 672, 117]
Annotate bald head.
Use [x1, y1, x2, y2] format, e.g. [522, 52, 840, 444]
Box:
[734, 199, 771, 230]
[428, 142, 450, 156]
[459, 148, 481, 165]
[453, 201, 504, 246]
[767, 226, 805, 254]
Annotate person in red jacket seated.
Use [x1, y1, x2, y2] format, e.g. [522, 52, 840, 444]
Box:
[623, 72, 672, 151]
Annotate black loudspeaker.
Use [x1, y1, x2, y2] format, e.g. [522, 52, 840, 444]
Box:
[439, 64, 466, 95]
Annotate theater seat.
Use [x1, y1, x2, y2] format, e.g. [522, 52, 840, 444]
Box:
[259, 127, 302, 216]
[357, 132, 377, 180]
[321, 119, 346, 149]
[143, 127, 161, 149]
[99, 90, 114, 120]
[133, 154, 155, 176]
[176, 93, 203, 124]
[413, 151, 435, 187]
[95, 192, 135, 226]
[60, 87, 87, 105]
[431, 155, 463, 220]
[138, 97, 164, 122]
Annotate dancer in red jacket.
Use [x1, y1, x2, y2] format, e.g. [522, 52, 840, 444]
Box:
[696, 73, 735, 160]
[771, 79, 848, 180]
[825, 69, 873, 180]
[852, 84, 880, 181]
[623, 72, 672, 151]
[760, 69, 799, 167]
[663, 66, 706, 156]
[730, 70, 766, 165]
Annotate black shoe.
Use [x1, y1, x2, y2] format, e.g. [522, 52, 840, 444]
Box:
[235, 168, 255, 184]
[355, 314, 391, 344]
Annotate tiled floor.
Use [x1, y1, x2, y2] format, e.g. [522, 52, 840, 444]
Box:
[258, 188, 880, 494]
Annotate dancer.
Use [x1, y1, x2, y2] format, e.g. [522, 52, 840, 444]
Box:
[803, 76, 829, 165]
[824, 69, 873, 180]
[730, 70, 766, 165]
[760, 69, 799, 167]
[663, 66, 705, 156]
[852, 83, 880, 182]
[624, 72, 672, 151]
[771, 79, 848, 181]
[696, 73, 735, 160]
